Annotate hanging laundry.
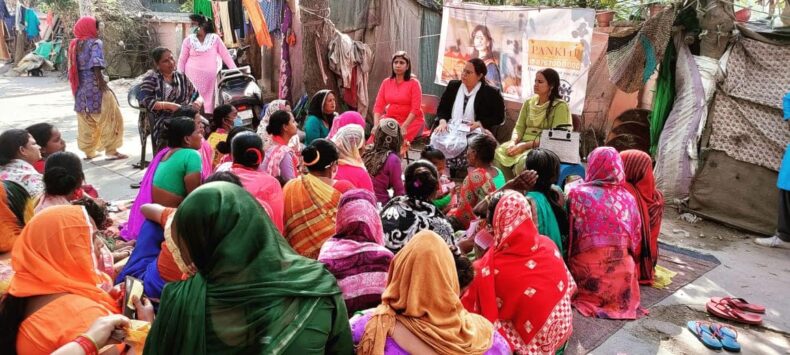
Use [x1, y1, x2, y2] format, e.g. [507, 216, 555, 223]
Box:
[16, 5, 25, 31]
[259, 0, 284, 33]
[0, 21, 10, 60]
[0, 0, 14, 33]
[211, 1, 224, 38]
[194, 0, 213, 18]
[229, 0, 246, 42]
[328, 31, 373, 117]
[218, 1, 235, 47]
[279, 5, 293, 103]
[242, 0, 272, 47]
[24, 8, 40, 40]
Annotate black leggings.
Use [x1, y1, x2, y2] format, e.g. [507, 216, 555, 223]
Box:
[778, 189, 790, 241]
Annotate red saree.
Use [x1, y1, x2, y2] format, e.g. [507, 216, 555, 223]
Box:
[462, 191, 576, 354]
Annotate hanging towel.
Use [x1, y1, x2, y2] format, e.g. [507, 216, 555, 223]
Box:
[259, 0, 284, 33]
[229, 0, 245, 40]
[24, 8, 39, 40]
[211, 1, 223, 38]
[218, 1, 234, 47]
[242, 0, 272, 47]
[0, 22, 10, 60]
[193, 0, 213, 17]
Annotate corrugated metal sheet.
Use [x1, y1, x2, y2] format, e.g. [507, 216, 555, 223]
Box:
[329, 0, 371, 33]
[366, 0, 423, 109]
[419, 8, 443, 96]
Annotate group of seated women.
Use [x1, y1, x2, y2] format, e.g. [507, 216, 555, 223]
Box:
[0, 52, 666, 353]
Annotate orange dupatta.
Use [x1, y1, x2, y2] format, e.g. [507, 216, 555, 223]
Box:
[9, 205, 119, 313]
[241, 0, 273, 47]
[358, 231, 493, 355]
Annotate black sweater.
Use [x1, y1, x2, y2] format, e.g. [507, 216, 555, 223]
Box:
[435, 80, 506, 131]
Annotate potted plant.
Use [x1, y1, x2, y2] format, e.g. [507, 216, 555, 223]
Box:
[591, 0, 617, 27]
[563, 0, 618, 27]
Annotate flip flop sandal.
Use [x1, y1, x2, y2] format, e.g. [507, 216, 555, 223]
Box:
[106, 153, 129, 161]
[711, 297, 766, 314]
[687, 321, 722, 350]
[711, 323, 741, 352]
[706, 300, 763, 325]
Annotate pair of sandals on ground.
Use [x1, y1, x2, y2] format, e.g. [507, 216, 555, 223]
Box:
[688, 297, 766, 352]
[85, 152, 128, 161]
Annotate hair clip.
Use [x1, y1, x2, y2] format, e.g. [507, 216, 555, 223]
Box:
[245, 148, 263, 166]
[304, 151, 321, 166]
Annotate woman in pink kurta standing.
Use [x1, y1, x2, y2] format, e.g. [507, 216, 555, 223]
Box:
[372, 51, 425, 142]
[177, 17, 236, 114]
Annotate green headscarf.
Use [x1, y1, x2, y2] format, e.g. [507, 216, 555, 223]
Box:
[144, 182, 345, 354]
[526, 191, 564, 255]
[3, 180, 30, 225]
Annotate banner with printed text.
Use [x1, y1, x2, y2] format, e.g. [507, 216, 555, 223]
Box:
[435, 4, 594, 115]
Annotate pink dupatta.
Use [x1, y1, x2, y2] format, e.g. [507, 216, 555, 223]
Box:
[120, 148, 170, 241]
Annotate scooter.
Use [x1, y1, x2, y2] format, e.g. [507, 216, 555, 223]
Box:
[215, 66, 262, 129]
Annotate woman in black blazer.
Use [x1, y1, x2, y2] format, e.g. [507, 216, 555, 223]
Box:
[430, 58, 505, 175]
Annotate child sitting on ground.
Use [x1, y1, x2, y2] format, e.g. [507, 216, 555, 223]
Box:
[421, 146, 455, 211]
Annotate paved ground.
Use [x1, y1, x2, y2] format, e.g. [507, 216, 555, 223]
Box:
[1, 66, 144, 201]
[2, 65, 789, 354]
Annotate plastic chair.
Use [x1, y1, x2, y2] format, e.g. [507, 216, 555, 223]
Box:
[128, 84, 150, 169]
[405, 94, 440, 163]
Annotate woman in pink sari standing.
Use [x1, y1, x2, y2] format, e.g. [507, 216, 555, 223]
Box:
[177, 16, 236, 115]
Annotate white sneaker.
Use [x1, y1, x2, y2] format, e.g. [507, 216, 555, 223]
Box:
[754, 235, 790, 249]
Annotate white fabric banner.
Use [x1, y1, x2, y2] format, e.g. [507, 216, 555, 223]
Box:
[435, 3, 594, 115]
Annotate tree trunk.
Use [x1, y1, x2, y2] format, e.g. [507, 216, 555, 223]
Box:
[299, 0, 338, 97]
[698, 0, 735, 60]
[78, 0, 94, 17]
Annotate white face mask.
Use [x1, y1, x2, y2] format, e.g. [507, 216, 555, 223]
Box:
[190, 26, 199, 34]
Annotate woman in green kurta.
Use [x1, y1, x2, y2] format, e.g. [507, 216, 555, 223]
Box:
[524, 148, 570, 255]
[144, 182, 353, 354]
[494, 68, 571, 180]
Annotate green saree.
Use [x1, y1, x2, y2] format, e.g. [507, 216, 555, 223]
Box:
[527, 191, 564, 255]
[144, 182, 353, 354]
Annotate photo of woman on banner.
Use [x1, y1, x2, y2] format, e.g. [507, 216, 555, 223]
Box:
[499, 36, 522, 98]
[469, 25, 502, 90]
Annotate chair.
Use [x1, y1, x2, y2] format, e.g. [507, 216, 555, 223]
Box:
[405, 94, 440, 164]
[128, 84, 150, 169]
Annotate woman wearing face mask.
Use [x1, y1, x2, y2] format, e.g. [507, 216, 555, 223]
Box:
[493, 68, 571, 180]
[178, 15, 236, 116]
[372, 51, 425, 142]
